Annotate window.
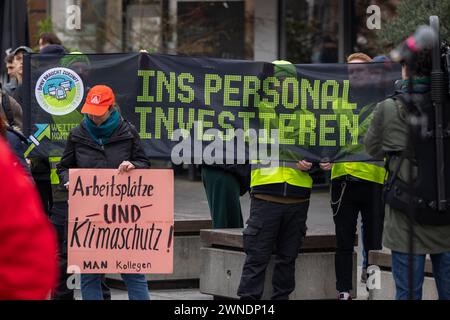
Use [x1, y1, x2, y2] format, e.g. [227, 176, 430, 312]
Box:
[285, 0, 340, 63]
[124, 0, 162, 52]
[351, 0, 398, 57]
[177, 1, 245, 59]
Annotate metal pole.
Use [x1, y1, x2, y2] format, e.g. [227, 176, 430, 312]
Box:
[277, 0, 286, 60]
[406, 66, 415, 300]
[429, 16, 447, 211]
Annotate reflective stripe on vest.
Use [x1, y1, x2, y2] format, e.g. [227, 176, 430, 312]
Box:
[331, 161, 386, 184]
[251, 161, 313, 189]
[49, 157, 62, 185]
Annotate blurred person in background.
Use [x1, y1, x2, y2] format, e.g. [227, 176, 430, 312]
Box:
[4, 53, 17, 96]
[38, 32, 63, 51]
[0, 82, 23, 133]
[320, 53, 386, 300]
[0, 114, 29, 172]
[365, 49, 450, 300]
[11, 46, 33, 107]
[0, 122, 58, 299]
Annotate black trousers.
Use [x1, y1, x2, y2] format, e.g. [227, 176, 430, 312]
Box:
[34, 179, 53, 217]
[51, 203, 111, 300]
[51, 222, 74, 300]
[237, 197, 309, 300]
[331, 178, 384, 292]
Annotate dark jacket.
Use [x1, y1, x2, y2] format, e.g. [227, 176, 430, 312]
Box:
[365, 93, 450, 254]
[57, 118, 150, 185]
[3, 81, 17, 98]
[251, 182, 311, 199]
[6, 127, 29, 172]
[39, 44, 68, 55]
[1, 91, 23, 132]
[30, 157, 51, 181]
[12, 84, 24, 113]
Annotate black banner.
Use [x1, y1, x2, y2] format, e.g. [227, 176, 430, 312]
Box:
[23, 53, 401, 163]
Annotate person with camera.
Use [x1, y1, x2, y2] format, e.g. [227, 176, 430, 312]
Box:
[365, 48, 450, 300]
[237, 61, 313, 300]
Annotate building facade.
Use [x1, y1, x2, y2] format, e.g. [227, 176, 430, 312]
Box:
[28, 0, 399, 62]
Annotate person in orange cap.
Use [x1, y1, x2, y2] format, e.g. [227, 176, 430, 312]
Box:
[57, 85, 151, 300]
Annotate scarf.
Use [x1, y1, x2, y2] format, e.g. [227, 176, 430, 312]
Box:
[401, 77, 431, 94]
[84, 110, 120, 145]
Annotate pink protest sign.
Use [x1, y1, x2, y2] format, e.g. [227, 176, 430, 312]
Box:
[68, 169, 174, 274]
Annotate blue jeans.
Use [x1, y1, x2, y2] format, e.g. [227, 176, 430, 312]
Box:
[392, 251, 450, 300]
[81, 274, 150, 300]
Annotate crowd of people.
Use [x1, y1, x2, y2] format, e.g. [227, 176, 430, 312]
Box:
[0, 31, 449, 301]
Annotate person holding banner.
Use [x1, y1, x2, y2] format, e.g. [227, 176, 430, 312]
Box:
[57, 85, 151, 300]
[237, 61, 313, 300]
[320, 53, 386, 300]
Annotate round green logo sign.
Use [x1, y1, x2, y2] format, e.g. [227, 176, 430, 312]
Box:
[35, 67, 84, 116]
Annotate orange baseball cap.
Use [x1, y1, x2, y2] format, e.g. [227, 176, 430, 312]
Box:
[81, 85, 115, 116]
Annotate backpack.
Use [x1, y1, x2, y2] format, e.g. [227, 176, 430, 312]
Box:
[384, 92, 450, 225]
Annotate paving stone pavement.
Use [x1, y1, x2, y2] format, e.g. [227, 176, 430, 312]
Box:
[74, 267, 369, 300]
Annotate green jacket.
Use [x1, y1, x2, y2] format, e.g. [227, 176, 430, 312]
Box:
[365, 96, 450, 254]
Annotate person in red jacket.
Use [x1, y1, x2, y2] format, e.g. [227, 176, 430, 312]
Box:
[0, 133, 58, 299]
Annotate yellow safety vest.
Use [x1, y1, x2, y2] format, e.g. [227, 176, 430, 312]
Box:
[251, 162, 313, 189]
[329, 86, 386, 184]
[251, 61, 313, 190]
[49, 156, 62, 185]
[331, 162, 386, 184]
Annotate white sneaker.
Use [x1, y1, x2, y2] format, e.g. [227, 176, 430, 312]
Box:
[338, 292, 352, 300]
[361, 268, 368, 284]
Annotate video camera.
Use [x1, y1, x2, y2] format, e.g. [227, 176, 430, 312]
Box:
[441, 40, 450, 96]
[429, 16, 450, 212]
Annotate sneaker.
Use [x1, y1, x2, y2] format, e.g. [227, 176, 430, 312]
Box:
[338, 292, 352, 300]
[361, 268, 368, 284]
